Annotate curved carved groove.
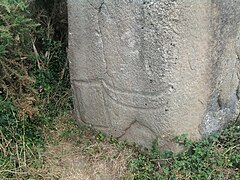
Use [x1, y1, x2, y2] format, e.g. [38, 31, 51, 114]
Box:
[102, 80, 166, 109]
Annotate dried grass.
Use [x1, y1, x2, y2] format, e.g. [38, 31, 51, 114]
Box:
[38, 114, 133, 180]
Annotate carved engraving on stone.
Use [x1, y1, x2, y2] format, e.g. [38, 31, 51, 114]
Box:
[69, 0, 240, 150]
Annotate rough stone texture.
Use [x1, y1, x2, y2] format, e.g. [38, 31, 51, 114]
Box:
[68, 0, 240, 150]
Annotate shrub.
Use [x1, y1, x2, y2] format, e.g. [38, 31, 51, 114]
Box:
[0, 0, 69, 178]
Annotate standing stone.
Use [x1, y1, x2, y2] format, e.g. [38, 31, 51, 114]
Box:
[68, 0, 240, 150]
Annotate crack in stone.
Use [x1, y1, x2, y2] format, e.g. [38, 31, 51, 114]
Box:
[217, 94, 222, 110]
[93, 5, 115, 128]
[236, 84, 240, 100]
[98, 2, 104, 13]
[94, 2, 116, 88]
[236, 78, 240, 100]
[117, 119, 156, 139]
[117, 120, 137, 139]
[87, 0, 104, 13]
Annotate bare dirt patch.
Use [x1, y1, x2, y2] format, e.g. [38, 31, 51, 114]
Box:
[41, 114, 133, 180]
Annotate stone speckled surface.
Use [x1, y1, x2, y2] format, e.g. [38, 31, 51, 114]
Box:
[68, 0, 240, 150]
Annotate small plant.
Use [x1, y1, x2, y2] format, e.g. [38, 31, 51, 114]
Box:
[0, 96, 45, 178]
[0, 0, 39, 119]
[127, 121, 240, 179]
[0, 0, 70, 178]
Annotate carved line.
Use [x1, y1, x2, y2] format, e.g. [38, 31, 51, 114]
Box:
[102, 80, 164, 97]
[72, 79, 165, 109]
[72, 78, 165, 96]
[102, 81, 165, 109]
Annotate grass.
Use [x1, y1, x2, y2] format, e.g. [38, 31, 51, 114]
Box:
[43, 115, 239, 180]
[0, 91, 239, 179]
[5, 110, 235, 179]
[127, 120, 240, 179]
[42, 113, 133, 179]
[0, 0, 239, 179]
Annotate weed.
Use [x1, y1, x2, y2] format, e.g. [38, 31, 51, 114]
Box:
[127, 120, 240, 179]
[0, 0, 70, 178]
[0, 96, 45, 178]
